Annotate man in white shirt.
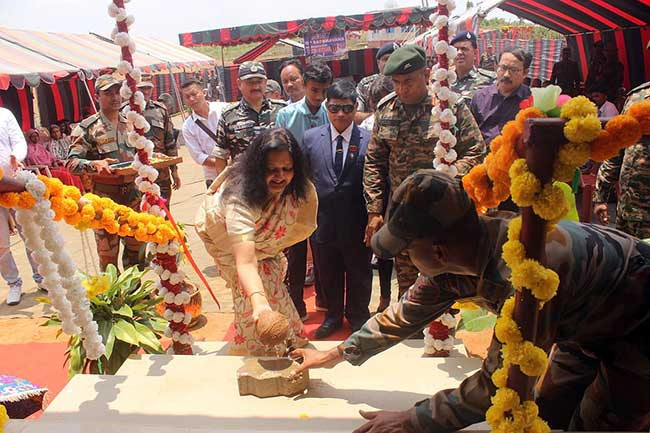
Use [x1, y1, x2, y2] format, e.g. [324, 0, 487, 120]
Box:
[0, 107, 43, 305]
[588, 85, 620, 118]
[180, 79, 229, 188]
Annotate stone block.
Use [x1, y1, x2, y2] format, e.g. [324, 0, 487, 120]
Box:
[237, 357, 309, 398]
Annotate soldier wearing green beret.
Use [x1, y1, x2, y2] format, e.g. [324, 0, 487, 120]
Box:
[363, 44, 486, 298]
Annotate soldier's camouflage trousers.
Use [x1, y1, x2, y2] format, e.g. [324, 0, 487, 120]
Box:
[94, 228, 144, 271]
[616, 219, 650, 240]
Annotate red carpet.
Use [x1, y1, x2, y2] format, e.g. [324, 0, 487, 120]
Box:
[223, 284, 353, 342]
[0, 342, 69, 419]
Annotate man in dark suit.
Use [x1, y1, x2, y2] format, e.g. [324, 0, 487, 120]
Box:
[302, 80, 373, 338]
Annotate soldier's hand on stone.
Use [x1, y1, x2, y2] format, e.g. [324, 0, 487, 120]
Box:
[289, 346, 344, 377]
[365, 213, 384, 247]
[90, 158, 118, 175]
[594, 203, 609, 225]
[353, 410, 417, 433]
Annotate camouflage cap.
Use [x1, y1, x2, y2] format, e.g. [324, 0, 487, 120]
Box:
[450, 31, 477, 48]
[238, 61, 267, 80]
[371, 169, 478, 258]
[137, 72, 154, 88]
[265, 79, 282, 94]
[95, 74, 121, 91]
[382, 45, 427, 76]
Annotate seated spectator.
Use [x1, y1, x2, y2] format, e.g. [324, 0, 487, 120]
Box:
[48, 124, 71, 160]
[24, 129, 83, 190]
[588, 85, 619, 118]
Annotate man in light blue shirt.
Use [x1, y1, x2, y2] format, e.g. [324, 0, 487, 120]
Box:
[276, 62, 333, 321]
[276, 62, 332, 145]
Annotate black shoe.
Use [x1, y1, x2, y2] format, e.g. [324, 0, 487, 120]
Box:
[313, 319, 342, 339]
[348, 318, 369, 333]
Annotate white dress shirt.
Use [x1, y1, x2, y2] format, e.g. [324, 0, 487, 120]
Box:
[330, 122, 354, 167]
[182, 101, 229, 181]
[0, 107, 27, 172]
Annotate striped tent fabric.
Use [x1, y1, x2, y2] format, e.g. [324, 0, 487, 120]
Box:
[496, 0, 650, 89]
[179, 7, 435, 47]
[217, 48, 378, 102]
[477, 32, 565, 81]
[0, 86, 34, 130]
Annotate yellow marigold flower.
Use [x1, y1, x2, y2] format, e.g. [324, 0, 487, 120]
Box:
[563, 115, 602, 143]
[558, 142, 590, 167]
[502, 239, 526, 268]
[507, 217, 522, 241]
[529, 417, 551, 433]
[491, 364, 509, 388]
[501, 296, 517, 318]
[510, 170, 541, 207]
[452, 301, 480, 310]
[491, 387, 520, 412]
[559, 95, 597, 119]
[511, 259, 559, 302]
[0, 403, 8, 429]
[502, 342, 523, 365]
[64, 213, 82, 226]
[532, 184, 568, 222]
[495, 315, 523, 344]
[518, 341, 549, 377]
[627, 100, 650, 135]
[101, 208, 116, 225]
[493, 418, 524, 433]
[509, 159, 527, 179]
[62, 185, 81, 200]
[106, 221, 120, 234]
[62, 197, 79, 216]
[80, 204, 95, 222]
[552, 160, 576, 183]
[485, 405, 503, 427]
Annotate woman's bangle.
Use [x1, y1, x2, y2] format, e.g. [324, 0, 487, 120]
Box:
[246, 291, 265, 299]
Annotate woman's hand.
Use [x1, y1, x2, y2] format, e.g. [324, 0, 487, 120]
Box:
[352, 410, 417, 433]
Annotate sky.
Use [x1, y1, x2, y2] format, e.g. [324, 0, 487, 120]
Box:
[0, 0, 510, 43]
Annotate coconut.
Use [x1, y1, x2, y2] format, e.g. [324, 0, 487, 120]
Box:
[256, 310, 290, 347]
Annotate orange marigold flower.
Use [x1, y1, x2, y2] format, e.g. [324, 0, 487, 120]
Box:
[605, 114, 642, 152]
[626, 100, 650, 135]
[590, 130, 617, 162]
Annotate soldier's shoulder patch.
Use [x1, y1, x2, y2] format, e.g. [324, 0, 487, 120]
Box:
[627, 81, 650, 97]
[149, 100, 168, 111]
[376, 91, 397, 110]
[79, 113, 101, 129]
[477, 68, 497, 79]
[221, 101, 241, 115]
[269, 98, 288, 107]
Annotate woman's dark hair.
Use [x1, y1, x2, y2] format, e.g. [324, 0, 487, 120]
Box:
[499, 48, 533, 69]
[326, 79, 357, 103]
[222, 128, 310, 209]
[304, 62, 333, 85]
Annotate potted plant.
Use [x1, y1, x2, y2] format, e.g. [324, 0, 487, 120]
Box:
[455, 305, 497, 359]
[41, 264, 168, 377]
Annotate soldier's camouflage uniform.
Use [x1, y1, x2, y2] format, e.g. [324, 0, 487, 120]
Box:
[451, 67, 496, 103]
[212, 97, 286, 162]
[356, 73, 380, 113]
[345, 216, 650, 431]
[141, 99, 177, 202]
[479, 53, 497, 72]
[363, 90, 485, 294]
[67, 111, 144, 271]
[594, 81, 650, 240]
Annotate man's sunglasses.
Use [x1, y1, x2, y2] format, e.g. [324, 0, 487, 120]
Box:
[326, 104, 355, 114]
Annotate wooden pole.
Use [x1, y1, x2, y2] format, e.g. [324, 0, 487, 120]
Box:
[506, 117, 566, 401]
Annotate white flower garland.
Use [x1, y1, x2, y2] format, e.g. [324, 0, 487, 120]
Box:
[109, 0, 193, 352]
[16, 172, 105, 360]
[429, 1, 461, 178]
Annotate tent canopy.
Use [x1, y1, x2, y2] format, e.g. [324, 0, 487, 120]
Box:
[179, 7, 435, 47]
[0, 27, 216, 90]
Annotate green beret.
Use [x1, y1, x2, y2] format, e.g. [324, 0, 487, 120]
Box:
[383, 45, 427, 76]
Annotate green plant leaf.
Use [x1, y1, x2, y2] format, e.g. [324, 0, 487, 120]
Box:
[113, 320, 140, 345]
[133, 321, 163, 353]
[458, 309, 497, 332]
[68, 343, 83, 378]
[104, 327, 116, 360]
[40, 319, 61, 327]
[115, 304, 133, 318]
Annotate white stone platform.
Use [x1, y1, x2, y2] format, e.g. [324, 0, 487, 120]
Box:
[10, 341, 484, 433]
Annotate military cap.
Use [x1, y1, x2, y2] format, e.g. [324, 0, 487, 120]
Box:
[382, 45, 427, 76]
[450, 31, 478, 48]
[371, 169, 478, 258]
[238, 61, 267, 80]
[95, 74, 121, 91]
[266, 79, 281, 94]
[376, 42, 400, 61]
[137, 72, 154, 88]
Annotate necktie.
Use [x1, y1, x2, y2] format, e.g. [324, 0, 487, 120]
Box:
[334, 135, 344, 177]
